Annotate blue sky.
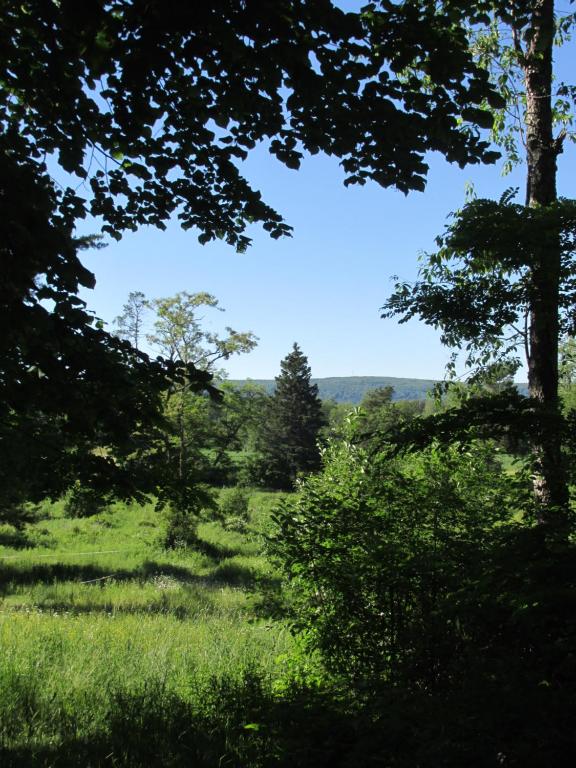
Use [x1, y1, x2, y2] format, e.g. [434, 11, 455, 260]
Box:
[79, 19, 576, 382]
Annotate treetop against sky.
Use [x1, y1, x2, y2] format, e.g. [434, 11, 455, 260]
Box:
[70, 3, 576, 381]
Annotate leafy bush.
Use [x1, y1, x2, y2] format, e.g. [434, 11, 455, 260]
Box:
[160, 484, 217, 549]
[162, 505, 200, 549]
[233, 451, 268, 489]
[219, 487, 251, 532]
[64, 483, 109, 518]
[270, 428, 530, 686]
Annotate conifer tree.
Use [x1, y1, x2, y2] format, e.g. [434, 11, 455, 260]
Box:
[114, 291, 149, 351]
[258, 344, 325, 490]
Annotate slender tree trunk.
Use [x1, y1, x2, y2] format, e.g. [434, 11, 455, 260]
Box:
[523, 0, 569, 519]
[178, 395, 186, 484]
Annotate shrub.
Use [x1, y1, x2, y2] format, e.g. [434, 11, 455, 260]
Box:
[162, 505, 200, 548]
[269, 430, 530, 687]
[160, 485, 216, 549]
[219, 487, 251, 532]
[63, 483, 109, 518]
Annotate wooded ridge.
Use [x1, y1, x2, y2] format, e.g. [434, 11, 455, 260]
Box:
[230, 376, 529, 403]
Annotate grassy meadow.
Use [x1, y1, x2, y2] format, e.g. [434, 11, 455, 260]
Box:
[0, 493, 346, 768]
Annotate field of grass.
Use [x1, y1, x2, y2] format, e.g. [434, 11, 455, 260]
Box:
[0, 492, 346, 768]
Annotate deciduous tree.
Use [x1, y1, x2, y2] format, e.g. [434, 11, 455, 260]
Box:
[384, 1, 576, 523]
[144, 291, 257, 507]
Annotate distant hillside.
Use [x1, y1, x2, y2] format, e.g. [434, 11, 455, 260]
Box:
[229, 376, 439, 404]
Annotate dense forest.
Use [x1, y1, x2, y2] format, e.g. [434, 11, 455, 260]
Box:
[2, 1, 576, 766]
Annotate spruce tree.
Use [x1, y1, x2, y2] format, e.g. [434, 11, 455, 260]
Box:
[258, 344, 325, 490]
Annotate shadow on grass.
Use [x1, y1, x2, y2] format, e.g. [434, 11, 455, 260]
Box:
[0, 561, 197, 594]
[2, 678, 575, 768]
[195, 536, 242, 561]
[0, 528, 32, 550]
[208, 561, 281, 591]
[0, 562, 130, 593]
[138, 560, 202, 582]
[0, 560, 280, 608]
[0, 676, 357, 768]
[6, 600, 216, 620]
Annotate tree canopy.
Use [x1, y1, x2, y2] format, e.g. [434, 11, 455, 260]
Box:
[3, 0, 503, 245]
[383, 0, 576, 519]
[1, 0, 505, 510]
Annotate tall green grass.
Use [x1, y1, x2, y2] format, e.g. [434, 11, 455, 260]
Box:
[0, 491, 338, 767]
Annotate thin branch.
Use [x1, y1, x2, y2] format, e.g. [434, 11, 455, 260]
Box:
[524, 309, 530, 366]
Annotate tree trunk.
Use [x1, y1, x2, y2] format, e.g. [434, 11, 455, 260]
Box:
[523, 0, 569, 519]
[178, 389, 187, 484]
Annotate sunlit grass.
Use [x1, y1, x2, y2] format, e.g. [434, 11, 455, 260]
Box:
[0, 610, 291, 690]
[0, 490, 316, 765]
